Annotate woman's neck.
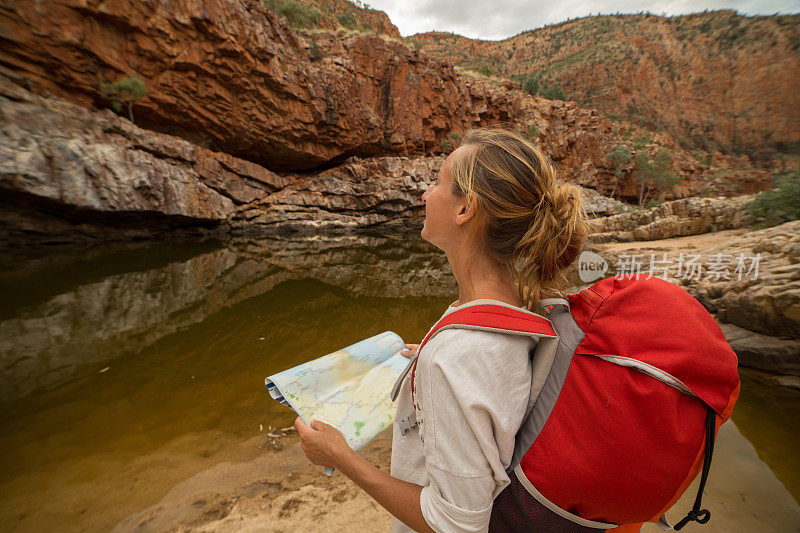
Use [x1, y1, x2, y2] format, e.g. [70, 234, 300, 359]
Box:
[447, 249, 523, 308]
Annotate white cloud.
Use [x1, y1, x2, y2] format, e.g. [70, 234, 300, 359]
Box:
[365, 0, 800, 40]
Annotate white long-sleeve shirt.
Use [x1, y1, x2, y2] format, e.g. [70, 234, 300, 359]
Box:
[390, 299, 538, 533]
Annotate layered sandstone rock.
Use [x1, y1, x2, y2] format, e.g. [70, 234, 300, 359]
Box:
[0, 72, 641, 244]
[588, 195, 753, 242]
[1, 0, 772, 204]
[228, 155, 439, 234]
[718, 322, 800, 376]
[0, 74, 290, 246]
[0, 0, 521, 171]
[495, 93, 770, 202]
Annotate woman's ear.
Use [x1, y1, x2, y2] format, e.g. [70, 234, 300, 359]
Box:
[455, 194, 480, 227]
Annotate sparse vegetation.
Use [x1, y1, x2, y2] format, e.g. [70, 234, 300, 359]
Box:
[745, 172, 800, 229]
[520, 74, 566, 100]
[309, 41, 323, 61]
[336, 12, 357, 29]
[537, 81, 566, 100]
[261, 0, 322, 29]
[100, 75, 146, 133]
[693, 151, 713, 166]
[409, 11, 798, 154]
[519, 122, 540, 145]
[522, 75, 539, 95]
[633, 147, 683, 208]
[632, 134, 654, 150]
[605, 144, 631, 197]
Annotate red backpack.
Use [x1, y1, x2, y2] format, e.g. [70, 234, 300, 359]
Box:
[409, 274, 740, 532]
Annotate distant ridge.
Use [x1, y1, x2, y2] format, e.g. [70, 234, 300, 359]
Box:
[407, 10, 800, 158]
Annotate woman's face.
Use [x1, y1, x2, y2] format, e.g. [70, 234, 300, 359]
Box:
[421, 146, 471, 252]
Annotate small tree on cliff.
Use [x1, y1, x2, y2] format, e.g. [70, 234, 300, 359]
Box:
[522, 75, 539, 95]
[605, 144, 631, 198]
[100, 75, 147, 130]
[633, 147, 683, 208]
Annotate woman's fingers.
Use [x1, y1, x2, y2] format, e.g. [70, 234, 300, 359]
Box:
[401, 343, 420, 358]
[295, 416, 314, 437]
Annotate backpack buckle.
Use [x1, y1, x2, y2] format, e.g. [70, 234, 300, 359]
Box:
[398, 412, 417, 435]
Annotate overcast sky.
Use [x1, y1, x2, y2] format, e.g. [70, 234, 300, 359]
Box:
[364, 0, 800, 40]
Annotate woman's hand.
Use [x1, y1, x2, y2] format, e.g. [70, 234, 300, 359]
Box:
[400, 343, 419, 358]
[295, 417, 354, 469]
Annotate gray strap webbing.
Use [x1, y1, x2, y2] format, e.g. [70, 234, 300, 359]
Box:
[535, 297, 570, 313]
[390, 354, 417, 402]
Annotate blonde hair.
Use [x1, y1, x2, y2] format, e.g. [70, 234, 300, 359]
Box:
[449, 128, 589, 311]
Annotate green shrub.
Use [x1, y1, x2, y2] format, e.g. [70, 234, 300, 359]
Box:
[632, 134, 653, 150]
[605, 144, 631, 197]
[538, 81, 566, 100]
[262, 0, 322, 28]
[441, 138, 454, 152]
[522, 75, 539, 95]
[693, 151, 713, 166]
[309, 41, 322, 61]
[519, 123, 540, 144]
[336, 12, 357, 30]
[745, 172, 800, 229]
[100, 75, 146, 126]
[606, 145, 631, 169]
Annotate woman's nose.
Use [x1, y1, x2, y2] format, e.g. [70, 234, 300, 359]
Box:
[422, 188, 429, 203]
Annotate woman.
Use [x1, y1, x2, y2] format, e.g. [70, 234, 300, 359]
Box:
[295, 128, 588, 532]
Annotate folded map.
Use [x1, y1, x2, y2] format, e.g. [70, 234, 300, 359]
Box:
[265, 331, 408, 475]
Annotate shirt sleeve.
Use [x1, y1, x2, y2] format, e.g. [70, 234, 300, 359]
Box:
[415, 329, 533, 533]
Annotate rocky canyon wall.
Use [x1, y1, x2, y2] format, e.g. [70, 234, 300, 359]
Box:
[0, 0, 779, 248]
[0, 0, 522, 171]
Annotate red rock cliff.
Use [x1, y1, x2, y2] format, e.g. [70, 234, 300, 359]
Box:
[0, 0, 522, 171]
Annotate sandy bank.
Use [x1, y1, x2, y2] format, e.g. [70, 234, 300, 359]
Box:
[115, 421, 799, 532]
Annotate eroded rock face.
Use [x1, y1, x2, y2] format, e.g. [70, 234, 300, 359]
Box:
[0, 0, 521, 171]
[718, 321, 800, 376]
[0, 74, 290, 246]
[229, 155, 440, 234]
[588, 196, 753, 242]
[1, 74, 634, 243]
[2, 0, 773, 202]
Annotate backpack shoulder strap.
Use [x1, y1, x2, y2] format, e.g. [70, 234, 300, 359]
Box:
[408, 304, 558, 409]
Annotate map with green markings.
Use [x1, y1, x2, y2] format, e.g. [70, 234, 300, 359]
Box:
[265, 331, 407, 469]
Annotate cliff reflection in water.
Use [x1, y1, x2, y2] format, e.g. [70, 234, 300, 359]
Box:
[0, 234, 797, 532]
[0, 233, 456, 404]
